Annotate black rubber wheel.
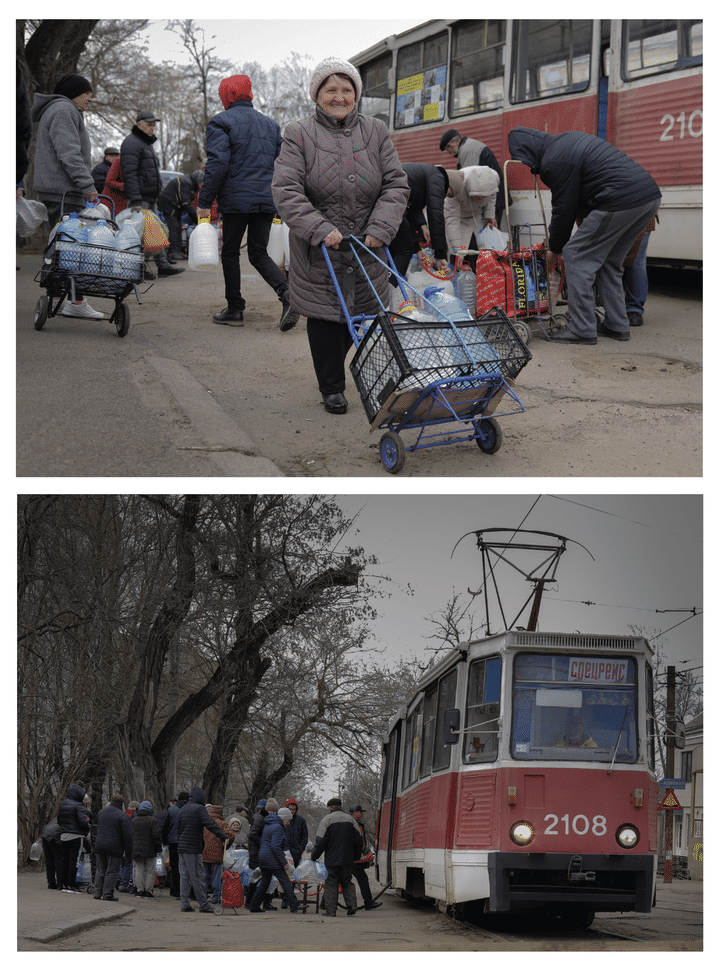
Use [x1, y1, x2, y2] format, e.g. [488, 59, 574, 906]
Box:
[512, 319, 532, 344]
[33, 295, 49, 331]
[115, 302, 129, 337]
[379, 430, 406, 473]
[475, 417, 503, 454]
[213, 902, 223, 915]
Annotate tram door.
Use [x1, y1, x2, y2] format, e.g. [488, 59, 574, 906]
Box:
[379, 722, 402, 886]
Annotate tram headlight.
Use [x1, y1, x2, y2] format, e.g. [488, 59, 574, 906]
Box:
[510, 821, 535, 846]
[616, 824, 640, 849]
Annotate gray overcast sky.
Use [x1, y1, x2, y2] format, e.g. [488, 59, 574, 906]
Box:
[141, 18, 426, 74]
[333, 494, 703, 677]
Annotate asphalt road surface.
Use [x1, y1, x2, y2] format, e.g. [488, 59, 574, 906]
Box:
[16, 252, 702, 478]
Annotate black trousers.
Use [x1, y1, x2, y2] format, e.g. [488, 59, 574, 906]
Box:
[351, 862, 372, 905]
[221, 211, 286, 311]
[306, 318, 355, 395]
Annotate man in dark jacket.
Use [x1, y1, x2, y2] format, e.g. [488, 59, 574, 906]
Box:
[197, 74, 297, 329]
[245, 798, 275, 911]
[92, 147, 119, 194]
[120, 110, 183, 277]
[176, 786, 234, 913]
[161, 796, 180, 897]
[132, 800, 163, 898]
[56, 782, 91, 893]
[159, 171, 203, 260]
[93, 794, 132, 901]
[284, 798, 309, 868]
[311, 797, 363, 917]
[508, 127, 661, 345]
[389, 163, 450, 279]
[440, 129, 509, 226]
[349, 804, 382, 911]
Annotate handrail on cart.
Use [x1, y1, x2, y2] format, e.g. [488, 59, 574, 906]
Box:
[321, 235, 490, 372]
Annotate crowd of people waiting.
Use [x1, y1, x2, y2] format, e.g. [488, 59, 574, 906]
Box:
[19, 52, 660, 414]
[36, 781, 381, 918]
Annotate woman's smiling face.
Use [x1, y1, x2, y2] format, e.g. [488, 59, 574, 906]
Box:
[316, 74, 356, 120]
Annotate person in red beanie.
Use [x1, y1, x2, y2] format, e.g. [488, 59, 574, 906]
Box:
[197, 75, 297, 329]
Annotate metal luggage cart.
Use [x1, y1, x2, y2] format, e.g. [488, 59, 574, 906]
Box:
[32, 195, 148, 338]
[322, 236, 531, 474]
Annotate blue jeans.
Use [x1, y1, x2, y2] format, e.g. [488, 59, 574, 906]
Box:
[203, 861, 223, 902]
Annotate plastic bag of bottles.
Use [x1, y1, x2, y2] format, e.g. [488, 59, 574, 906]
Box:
[314, 861, 328, 881]
[224, 847, 248, 871]
[292, 859, 317, 884]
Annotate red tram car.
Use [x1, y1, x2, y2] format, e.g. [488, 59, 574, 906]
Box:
[352, 19, 702, 268]
[375, 532, 659, 927]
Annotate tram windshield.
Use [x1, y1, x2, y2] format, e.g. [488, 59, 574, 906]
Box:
[511, 653, 638, 762]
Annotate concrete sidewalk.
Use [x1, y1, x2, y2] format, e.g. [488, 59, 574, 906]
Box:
[18, 873, 138, 944]
[17, 870, 703, 946]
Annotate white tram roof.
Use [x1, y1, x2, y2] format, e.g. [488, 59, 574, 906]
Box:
[414, 629, 651, 694]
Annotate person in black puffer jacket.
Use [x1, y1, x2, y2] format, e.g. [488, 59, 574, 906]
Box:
[389, 162, 451, 281]
[56, 782, 90, 893]
[507, 127, 661, 345]
[244, 798, 272, 911]
[132, 800, 163, 898]
[176, 786, 234, 913]
[93, 794, 132, 901]
[120, 109, 183, 278]
[197, 74, 293, 328]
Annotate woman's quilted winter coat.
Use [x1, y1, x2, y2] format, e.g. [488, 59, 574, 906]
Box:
[272, 106, 408, 320]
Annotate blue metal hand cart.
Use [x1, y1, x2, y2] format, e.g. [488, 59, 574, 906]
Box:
[321, 235, 532, 474]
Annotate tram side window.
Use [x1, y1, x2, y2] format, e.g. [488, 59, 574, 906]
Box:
[511, 653, 638, 763]
[449, 20, 505, 117]
[511, 20, 592, 103]
[463, 656, 501, 762]
[432, 668, 458, 771]
[395, 31, 448, 129]
[402, 703, 424, 789]
[359, 52, 393, 127]
[622, 20, 703, 79]
[381, 729, 399, 801]
[419, 682, 438, 778]
[645, 663, 656, 770]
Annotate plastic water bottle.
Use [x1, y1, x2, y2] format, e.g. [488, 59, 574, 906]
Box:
[57, 213, 87, 273]
[455, 265, 477, 317]
[84, 219, 116, 274]
[113, 220, 142, 280]
[80, 199, 112, 221]
[423, 286, 473, 322]
[29, 840, 42, 861]
[188, 218, 219, 271]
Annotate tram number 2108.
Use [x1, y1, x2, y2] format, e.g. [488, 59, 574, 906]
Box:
[544, 814, 608, 836]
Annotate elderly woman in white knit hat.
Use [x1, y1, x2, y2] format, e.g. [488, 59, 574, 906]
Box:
[272, 56, 409, 415]
[443, 165, 500, 271]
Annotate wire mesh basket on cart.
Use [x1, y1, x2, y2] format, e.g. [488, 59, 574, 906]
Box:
[322, 236, 532, 473]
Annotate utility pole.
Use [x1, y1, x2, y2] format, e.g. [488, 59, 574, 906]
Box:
[663, 665, 676, 883]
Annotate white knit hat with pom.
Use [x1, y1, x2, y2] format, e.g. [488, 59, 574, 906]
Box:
[309, 56, 363, 103]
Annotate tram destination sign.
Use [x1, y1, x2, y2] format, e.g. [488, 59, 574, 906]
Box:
[568, 658, 630, 684]
[660, 778, 686, 789]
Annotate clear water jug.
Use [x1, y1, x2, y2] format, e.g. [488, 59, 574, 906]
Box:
[84, 219, 116, 274]
[422, 286, 473, 322]
[113, 221, 142, 280]
[188, 218, 219, 271]
[57, 214, 87, 273]
[455, 265, 477, 317]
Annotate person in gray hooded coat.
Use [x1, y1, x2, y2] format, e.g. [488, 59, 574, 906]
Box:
[272, 56, 408, 415]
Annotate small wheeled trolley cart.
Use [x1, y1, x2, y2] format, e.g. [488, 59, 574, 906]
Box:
[471, 161, 568, 345]
[33, 195, 147, 338]
[322, 236, 532, 474]
[213, 842, 245, 915]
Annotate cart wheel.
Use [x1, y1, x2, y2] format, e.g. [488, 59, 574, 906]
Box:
[512, 320, 532, 345]
[213, 903, 223, 915]
[379, 430, 406, 474]
[552, 313, 570, 332]
[475, 417, 503, 454]
[86, 885, 93, 894]
[114, 303, 129, 337]
[33, 295, 49, 331]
